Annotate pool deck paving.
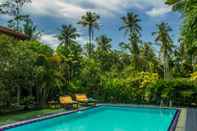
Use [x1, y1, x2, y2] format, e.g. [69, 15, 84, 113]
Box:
[0, 104, 197, 131]
[175, 108, 187, 131]
[172, 107, 197, 131]
[185, 108, 197, 131]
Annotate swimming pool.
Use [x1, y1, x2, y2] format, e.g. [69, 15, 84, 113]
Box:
[2, 105, 178, 131]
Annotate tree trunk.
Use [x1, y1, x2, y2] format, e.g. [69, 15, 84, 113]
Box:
[16, 3, 20, 31]
[41, 87, 47, 108]
[16, 86, 20, 105]
[88, 26, 93, 56]
[36, 87, 40, 105]
[164, 51, 170, 80]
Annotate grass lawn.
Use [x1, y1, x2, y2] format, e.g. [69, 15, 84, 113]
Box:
[0, 108, 65, 126]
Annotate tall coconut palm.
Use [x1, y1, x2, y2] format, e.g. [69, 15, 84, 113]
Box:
[119, 12, 141, 37]
[141, 42, 158, 72]
[119, 12, 141, 71]
[58, 24, 80, 48]
[96, 35, 112, 52]
[153, 22, 174, 80]
[129, 32, 141, 71]
[78, 12, 100, 55]
[95, 35, 112, 71]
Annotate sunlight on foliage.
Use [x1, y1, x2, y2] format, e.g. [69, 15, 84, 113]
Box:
[138, 72, 159, 88]
[191, 72, 197, 81]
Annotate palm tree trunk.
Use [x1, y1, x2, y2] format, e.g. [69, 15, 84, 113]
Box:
[88, 26, 92, 56]
[66, 38, 69, 48]
[88, 26, 92, 45]
[41, 83, 47, 107]
[164, 51, 170, 80]
[16, 2, 20, 31]
[16, 86, 21, 105]
[41, 89, 46, 107]
[92, 29, 94, 43]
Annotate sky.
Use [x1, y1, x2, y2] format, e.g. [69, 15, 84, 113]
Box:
[0, 0, 182, 49]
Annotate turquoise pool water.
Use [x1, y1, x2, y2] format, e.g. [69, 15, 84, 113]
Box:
[5, 106, 176, 131]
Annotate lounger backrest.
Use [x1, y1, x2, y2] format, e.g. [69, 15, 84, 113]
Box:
[59, 96, 73, 104]
[76, 94, 88, 101]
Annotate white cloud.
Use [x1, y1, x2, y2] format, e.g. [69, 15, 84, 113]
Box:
[26, 0, 87, 19]
[40, 33, 88, 49]
[1, 0, 173, 20]
[76, 36, 88, 45]
[131, 0, 172, 17]
[146, 6, 172, 17]
[40, 34, 60, 48]
[26, 0, 172, 19]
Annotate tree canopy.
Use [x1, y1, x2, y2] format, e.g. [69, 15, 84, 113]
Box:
[0, 0, 197, 113]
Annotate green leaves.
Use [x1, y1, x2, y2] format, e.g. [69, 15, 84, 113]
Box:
[78, 12, 100, 56]
[153, 22, 174, 79]
[23, 17, 41, 39]
[0, 0, 32, 31]
[168, 0, 197, 73]
[165, 0, 180, 5]
[119, 12, 142, 71]
[148, 79, 197, 106]
[58, 24, 80, 48]
[120, 12, 141, 36]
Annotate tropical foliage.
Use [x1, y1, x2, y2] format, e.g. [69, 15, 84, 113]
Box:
[0, 0, 197, 114]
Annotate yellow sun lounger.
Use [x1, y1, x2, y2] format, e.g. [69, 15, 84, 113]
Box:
[59, 96, 78, 109]
[75, 94, 96, 106]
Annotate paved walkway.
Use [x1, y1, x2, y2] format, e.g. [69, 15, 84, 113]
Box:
[185, 108, 197, 131]
[175, 108, 197, 131]
[175, 108, 187, 131]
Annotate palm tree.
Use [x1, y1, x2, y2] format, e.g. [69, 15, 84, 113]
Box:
[119, 12, 141, 71]
[95, 35, 112, 71]
[165, 0, 195, 13]
[78, 12, 100, 55]
[58, 24, 80, 48]
[153, 22, 174, 80]
[23, 17, 41, 39]
[166, 0, 197, 72]
[129, 33, 141, 71]
[141, 42, 158, 72]
[96, 35, 112, 52]
[119, 12, 141, 37]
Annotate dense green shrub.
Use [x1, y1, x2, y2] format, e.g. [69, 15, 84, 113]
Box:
[0, 35, 64, 112]
[88, 74, 197, 107]
[148, 79, 197, 106]
[95, 72, 159, 104]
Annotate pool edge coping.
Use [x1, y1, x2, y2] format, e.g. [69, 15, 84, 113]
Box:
[0, 106, 100, 131]
[168, 109, 181, 131]
[0, 104, 180, 131]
